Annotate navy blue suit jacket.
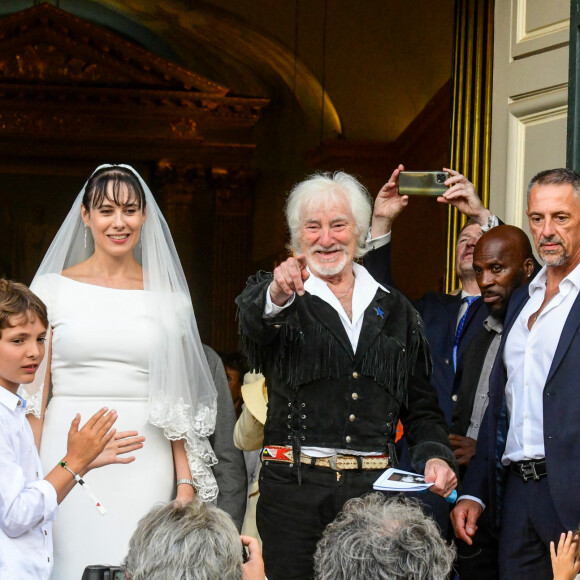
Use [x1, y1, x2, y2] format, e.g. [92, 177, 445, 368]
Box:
[364, 242, 487, 424]
[462, 283, 580, 530]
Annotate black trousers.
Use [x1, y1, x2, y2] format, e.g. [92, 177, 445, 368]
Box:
[455, 504, 499, 580]
[256, 460, 384, 580]
[498, 471, 566, 580]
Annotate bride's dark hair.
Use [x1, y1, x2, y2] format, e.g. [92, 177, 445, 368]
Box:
[82, 165, 147, 211]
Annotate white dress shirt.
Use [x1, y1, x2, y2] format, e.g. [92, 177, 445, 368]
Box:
[502, 263, 580, 464]
[265, 263, 388, 456]
[265, 262, 388, 353]
[0, 387, 58, 580]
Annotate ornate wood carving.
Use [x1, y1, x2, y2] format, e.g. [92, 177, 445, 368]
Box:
[0, 4, 268, 161]
[0, 4, 227, 91]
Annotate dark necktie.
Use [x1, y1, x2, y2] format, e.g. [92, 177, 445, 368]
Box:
[453, 296, 478, 370]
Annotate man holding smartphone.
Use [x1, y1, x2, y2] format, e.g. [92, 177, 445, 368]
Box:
[365, 165, 498, 422]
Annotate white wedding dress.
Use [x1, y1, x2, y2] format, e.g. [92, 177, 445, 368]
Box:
[36, 275, 175, 580]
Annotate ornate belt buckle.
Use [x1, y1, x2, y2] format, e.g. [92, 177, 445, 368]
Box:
[328, 455, 340, 471]
[521, 462, 539, 482]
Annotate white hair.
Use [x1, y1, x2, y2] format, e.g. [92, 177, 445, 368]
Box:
[122, 500, 243, 580]
[285, 172, 372, 258]
[314, 494, 456, 580]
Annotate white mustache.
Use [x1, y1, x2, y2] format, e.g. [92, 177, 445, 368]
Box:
[310, 245, 346, 253]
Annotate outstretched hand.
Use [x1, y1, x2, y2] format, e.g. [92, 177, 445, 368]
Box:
[65, 408, 118, 473]
[370, 164, 408, 238]
[551, 531, 580, 580]
[270, 254, 309, 306]
[88, 430, 145, 470]
[437, 168, 492, 226]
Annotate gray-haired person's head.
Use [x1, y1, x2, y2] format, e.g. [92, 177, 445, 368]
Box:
[122, 500, 243, 580]
[526, 167, 580, 201]
[285, 172, 373, 258]
[314, 493, 456, 580]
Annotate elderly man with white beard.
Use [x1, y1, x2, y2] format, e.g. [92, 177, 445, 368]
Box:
[236, 171, 457, 580]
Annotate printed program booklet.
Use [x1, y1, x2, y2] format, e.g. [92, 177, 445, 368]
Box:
[373, 468, 433, 492]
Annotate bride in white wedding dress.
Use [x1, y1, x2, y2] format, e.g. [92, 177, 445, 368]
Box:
[19, 165, 218, 580]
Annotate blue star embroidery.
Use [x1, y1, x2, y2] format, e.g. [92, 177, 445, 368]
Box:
[374, 306, 384, 318]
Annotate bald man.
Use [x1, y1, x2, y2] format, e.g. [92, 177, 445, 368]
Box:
[450, 225, 535, 579]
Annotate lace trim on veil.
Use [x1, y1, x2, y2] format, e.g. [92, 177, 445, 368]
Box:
[148, 394, 219, 501]
[21, 388, 43, 417]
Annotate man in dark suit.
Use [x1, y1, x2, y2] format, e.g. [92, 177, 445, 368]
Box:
[449, 225, 535, 579]
[236, 171, 457, 580]
[451, 168, 580, 579]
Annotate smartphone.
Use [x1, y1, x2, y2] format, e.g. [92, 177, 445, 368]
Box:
[398, 171, 450, 197]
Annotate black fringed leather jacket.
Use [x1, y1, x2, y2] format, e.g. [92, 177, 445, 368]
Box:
[236, 271, 457, 474]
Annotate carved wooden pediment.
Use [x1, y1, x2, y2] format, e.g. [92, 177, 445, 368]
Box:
[0, 4, 269, 161]
[0, 3, 227, 93]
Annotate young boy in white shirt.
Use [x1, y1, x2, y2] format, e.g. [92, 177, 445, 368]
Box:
[0, 279, 142, 579]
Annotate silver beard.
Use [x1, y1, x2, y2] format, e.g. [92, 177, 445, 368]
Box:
[307, 245, 349, 277]
[539, 236, 568, 267]
[543, 254, 568, 267]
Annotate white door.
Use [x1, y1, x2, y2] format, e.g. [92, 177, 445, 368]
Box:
[489, 0, 570, 236]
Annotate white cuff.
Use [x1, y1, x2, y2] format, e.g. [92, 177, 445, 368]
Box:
[264, 283, 295, 318]
[31, 479, 59, 523]
[365, 231, 391, 251]
[479, 214, 499, 233]
[456, 494, 486, 510]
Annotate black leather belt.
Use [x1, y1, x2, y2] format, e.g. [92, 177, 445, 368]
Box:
[510, 459, 547, 482]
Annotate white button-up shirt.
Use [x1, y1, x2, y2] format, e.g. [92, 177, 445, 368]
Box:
[502, 262, 580, 464]
[0, 387, 58, 579]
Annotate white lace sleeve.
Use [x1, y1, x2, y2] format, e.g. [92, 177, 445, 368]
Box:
[146, 290, 219, 501]
[148, 393, 218, 501]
